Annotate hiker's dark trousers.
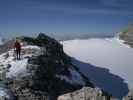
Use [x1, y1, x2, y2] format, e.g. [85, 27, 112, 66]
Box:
[15, 49, 21, 60]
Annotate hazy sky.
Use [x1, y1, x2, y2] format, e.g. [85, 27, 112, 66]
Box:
[0, 0, 133, 37]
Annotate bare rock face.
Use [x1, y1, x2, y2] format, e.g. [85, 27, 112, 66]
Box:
[119, 24, 133, 47]
[58, 87, 116, 100]
[122, 90, 133, 100]
[7, 77, 50, 100]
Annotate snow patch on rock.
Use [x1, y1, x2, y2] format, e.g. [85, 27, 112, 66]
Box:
[0, 45, 41, 79]
[56, 68, 85, 85]
[6, 59, 29, 78]
[0, 88, 10, 99]
[0, 45, 41, 98]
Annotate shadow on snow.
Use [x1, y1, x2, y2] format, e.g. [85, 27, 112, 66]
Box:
[71, 57, 129, 99]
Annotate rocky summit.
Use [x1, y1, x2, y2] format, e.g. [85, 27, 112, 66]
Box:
[0, 33, 94, 100]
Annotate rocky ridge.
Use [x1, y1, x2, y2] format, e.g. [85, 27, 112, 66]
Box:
[58, 87, 133, 100]
[58, 87, 118, 100]
[119, 24, 133, 47]
[0, 33, 94, 100]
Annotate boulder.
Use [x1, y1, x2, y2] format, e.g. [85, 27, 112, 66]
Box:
[58, 87, 116, 100]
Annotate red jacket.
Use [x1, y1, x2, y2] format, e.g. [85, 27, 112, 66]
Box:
[14, 41, 21, 49]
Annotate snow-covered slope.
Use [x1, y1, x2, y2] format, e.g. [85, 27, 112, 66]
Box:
[0, 87, 10, 99]
[0, 45, 41, 79]
[0, 45, 41, 99]
[62, 37, 133, 98]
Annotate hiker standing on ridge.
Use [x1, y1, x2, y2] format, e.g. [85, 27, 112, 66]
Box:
[14, 40, 21, 60]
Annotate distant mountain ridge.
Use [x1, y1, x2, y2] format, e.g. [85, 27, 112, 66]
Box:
[0, 37, 3, 45]
[119, 24, 133, 47]
[45, 33, 114, 41]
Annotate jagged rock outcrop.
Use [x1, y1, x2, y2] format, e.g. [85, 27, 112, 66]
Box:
[0, 33, 94, 100]
[57, 87, 117, 100]
[119, 24, 133, 47]
[58, 87, 133, 100]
